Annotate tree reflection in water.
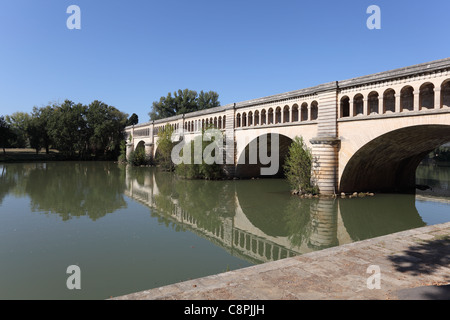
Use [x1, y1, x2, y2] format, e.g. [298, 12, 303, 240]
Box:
[1, 162, 127, 221]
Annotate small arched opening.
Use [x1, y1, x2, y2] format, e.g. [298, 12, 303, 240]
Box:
[311, 101, 318, 120]
[368, 91, 379, 115]
[400, 86, 414, 112]
[301, 103, 308, 121]
[340, 96, 350, 118]
[383, 89, 396, 113]
[275, 107, 282, 124]
[292, 104, 299, 122]
[420, 82, 435, 110]
[283, 106, 290, 123]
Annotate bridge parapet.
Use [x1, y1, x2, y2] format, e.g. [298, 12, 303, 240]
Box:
[338, 66, 450, 120]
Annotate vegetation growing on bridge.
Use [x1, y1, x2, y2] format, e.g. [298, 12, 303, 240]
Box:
[284, 136, 319, 195]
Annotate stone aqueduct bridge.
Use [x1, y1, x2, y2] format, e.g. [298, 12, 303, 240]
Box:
[125, 58, 450, 195]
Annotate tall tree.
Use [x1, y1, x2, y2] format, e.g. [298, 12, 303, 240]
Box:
[26, 106, 54, 154]
[0, 116, 14, 154]
[47, 100, 88, 157]
[5, 112, 31, 148]
[149, 89, 220, 121]
[26, 117, 42, 154]
[127, 113, 139, 126]
[197, 91, 220, 110]
[86, 100, 128, 158]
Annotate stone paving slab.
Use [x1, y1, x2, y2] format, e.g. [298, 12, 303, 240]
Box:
[112, 222, 450, 300]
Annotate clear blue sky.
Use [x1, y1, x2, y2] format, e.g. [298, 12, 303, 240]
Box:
[1, 0, 449, 124]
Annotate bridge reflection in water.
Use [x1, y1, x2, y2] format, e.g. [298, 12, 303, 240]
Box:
[125, 167, 426, 265]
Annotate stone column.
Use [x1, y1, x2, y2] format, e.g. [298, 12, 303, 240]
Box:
[145, 143, 153, 159]
[310, 137, 340, 195]
[310, 84, 340, 195]
[363, 98, 368, 116]
[434, 87, 441, 109]
[349, 100, 354, 117]
[378, 97, 384, 114]
[223, 105, 236, 176]
[150, 121, 155, 145]
[395, 93, 401, 113]
[414, 90, 420, 111]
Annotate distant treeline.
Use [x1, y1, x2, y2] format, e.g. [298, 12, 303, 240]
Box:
[0, 100, 137, 160]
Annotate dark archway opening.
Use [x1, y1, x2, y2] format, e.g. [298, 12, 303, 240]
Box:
[340, 96, 350, 118]
[136, 141, 145, 153]
[235, 134, 293, 179]
[340, 125, 450, 194]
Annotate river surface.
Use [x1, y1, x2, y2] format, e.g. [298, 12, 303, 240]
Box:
[0, 161, 449, 299]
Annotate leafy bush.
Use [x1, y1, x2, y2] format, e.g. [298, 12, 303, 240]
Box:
[127, 148, 150, 166]
[117, 140, 127, 163]
[283, 136, 319, 194]
[155, 124, 175, 171]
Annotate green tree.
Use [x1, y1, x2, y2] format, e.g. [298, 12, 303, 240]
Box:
[0, 116, 15, 154]
[25, 117, 42, 154]
[85, 100, 128, 158]
[47, 100, 88, 157]
[283, 136, 318, 194]
[149, 89, 220, 121]
[197, 90, 220, 110]
[31, 106, 54, 154]
[24, 106, 55, 154]
[126, 113, 139, 126]
[5, 112, 31, 148]
[118, 140, 127, 163]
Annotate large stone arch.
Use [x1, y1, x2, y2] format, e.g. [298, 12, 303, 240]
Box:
[235, 133, 294, 178]
[339, 124, 450, 193]
[135, 140, 145, 152]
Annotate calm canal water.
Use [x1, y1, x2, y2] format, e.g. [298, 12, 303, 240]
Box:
[0, 161, 449, 299]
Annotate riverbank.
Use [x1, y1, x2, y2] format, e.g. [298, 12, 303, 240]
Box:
[0, 148, 117, 163]
[0, 148, 62, 162]
[113, 222, 450, 300]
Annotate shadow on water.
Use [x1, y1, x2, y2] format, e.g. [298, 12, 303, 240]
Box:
[339, 195, 426, 242]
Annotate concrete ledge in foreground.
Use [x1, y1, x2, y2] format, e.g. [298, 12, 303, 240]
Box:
[112, 222, 450, 300]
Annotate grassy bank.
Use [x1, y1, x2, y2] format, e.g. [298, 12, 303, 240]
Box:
[0, 148, 66, 162]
